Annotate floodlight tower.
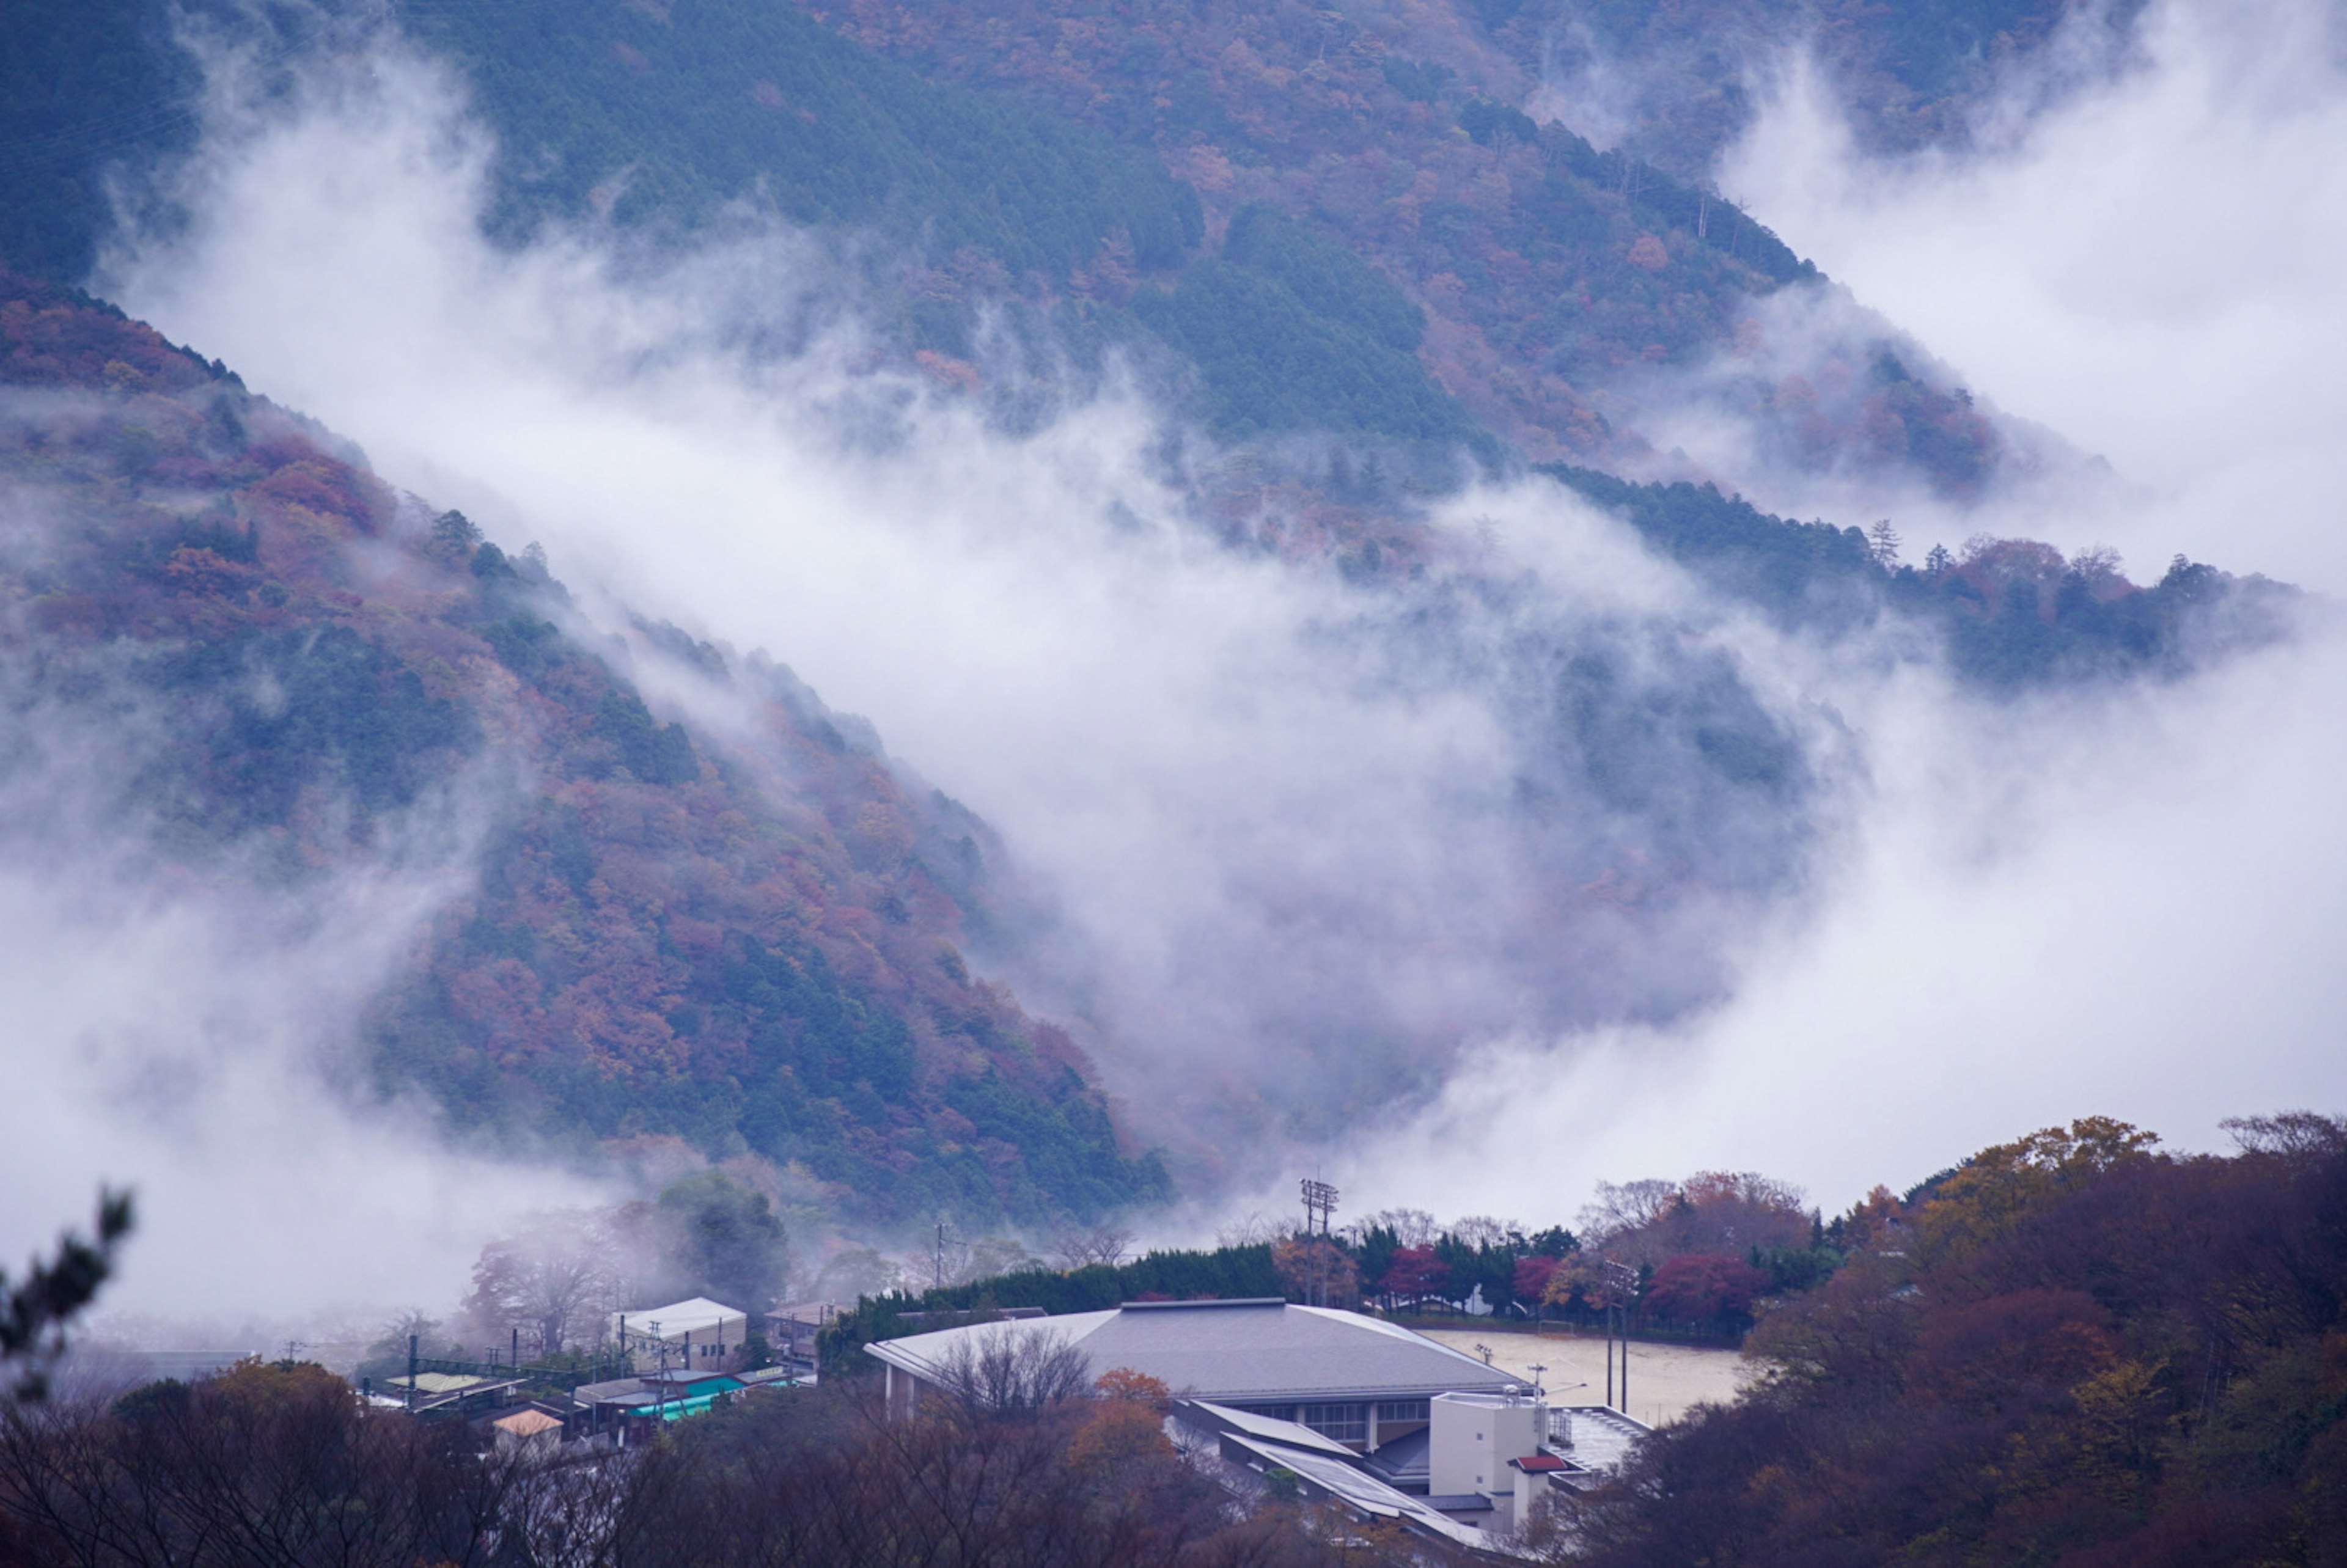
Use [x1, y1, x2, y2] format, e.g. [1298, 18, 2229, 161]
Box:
[1298, 1178, 1340, 1307]
[1602, 1259, 1641, 1413]
[1300, 1178, 1338, 1236]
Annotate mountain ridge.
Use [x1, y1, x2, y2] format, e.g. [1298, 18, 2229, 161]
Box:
[0, 269, 1168, 1231]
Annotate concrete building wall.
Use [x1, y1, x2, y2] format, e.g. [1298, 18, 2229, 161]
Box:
[1430, 1393, 1544, 1498]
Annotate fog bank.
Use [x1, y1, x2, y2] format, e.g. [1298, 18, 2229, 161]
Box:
[1342, 621, 2347, 1218]
[1720, 0, 2347, 593]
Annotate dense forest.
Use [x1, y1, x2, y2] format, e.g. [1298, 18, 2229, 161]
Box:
[796, 0, 2013, 488]
[1563, 1115, 2347, 1566]
[0, 0, 2071, 496]
[0, 270, 1164, 1230]
[1537, 0, 2153, 177]
[1546, 466, 2299, 688]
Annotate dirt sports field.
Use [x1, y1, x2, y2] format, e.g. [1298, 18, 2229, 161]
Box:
[1416, 1327, 1754, 1428]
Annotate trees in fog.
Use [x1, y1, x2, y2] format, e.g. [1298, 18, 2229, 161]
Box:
[461, 1210, 623, 1357]
[1, 1358, 1448, 1567]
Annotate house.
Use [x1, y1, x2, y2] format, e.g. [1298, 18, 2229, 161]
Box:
[610, 1297, 749, 1374]
[378, 1371, 526, 1417]
[768, 1300, 848, 1366]
[491, 1407, 565, 1456]
[863, 1297, 1521, 1442]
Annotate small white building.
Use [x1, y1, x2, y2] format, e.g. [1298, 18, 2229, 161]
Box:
[1430, 1390, 1546, 1504]
[611, 1297, 749, 1374]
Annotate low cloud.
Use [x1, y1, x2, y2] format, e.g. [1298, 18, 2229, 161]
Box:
[1342, 621, 2347, 1220]
[1323, 0, 2347, 1222]
[0, 640, 602, 1322]
[100, 35, 1862, 1186]
[1717, 0, 2347, 592]
[48, 1, 2347, 1261]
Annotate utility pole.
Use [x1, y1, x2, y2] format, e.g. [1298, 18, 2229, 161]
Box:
[650, 1321, 666, 1426]
[406, 1334, 418, 1413]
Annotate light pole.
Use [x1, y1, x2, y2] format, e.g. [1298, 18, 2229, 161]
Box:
[1602, 1259, 1640, 1413]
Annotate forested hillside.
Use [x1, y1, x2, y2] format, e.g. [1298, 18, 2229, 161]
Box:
[1537, 0, 2151, 177]
[0, 0, 2313, 1243]
[792, 0, 2005, 489]
[0, 0, 2026, 496]
[1565, 1116, 2347, 1567]
[1546, 466, 2297, 687]
[0, 271, 1166, 1229]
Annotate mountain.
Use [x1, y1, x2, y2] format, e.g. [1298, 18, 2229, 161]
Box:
[0, 0, 2308, 1225]
[1, 0, 2079, 497]
[1538, 0, 2151, 177]
[0, 271, 1167, 1229]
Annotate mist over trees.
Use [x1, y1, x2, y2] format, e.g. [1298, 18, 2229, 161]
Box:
[0, 270, 1167, 1234]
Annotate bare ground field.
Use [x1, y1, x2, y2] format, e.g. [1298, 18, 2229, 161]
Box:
[1415, 1326, 1755, 1429]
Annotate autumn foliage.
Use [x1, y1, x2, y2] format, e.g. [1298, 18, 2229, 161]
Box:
[0, 273, 1163, 1230]
[1568, 1116, 2347, 1567]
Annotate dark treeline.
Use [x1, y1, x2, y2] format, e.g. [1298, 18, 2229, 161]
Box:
[0, 1360, 1442, 1567]
[1544, 466, 2301, 689]
[1557, 1115, 2347, 1567]
[826, 1177, 1856, 1374]
[822, 1244, 1282, 1370]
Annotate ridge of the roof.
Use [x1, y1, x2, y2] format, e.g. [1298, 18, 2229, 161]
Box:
[1117, 1297, 1286, 1311]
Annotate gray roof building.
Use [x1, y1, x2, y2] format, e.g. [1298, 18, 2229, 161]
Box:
[866, 1300, 1648, 1559]
[865, 1297, 1522, 1423]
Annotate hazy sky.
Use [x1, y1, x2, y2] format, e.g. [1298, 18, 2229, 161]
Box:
[10, 0, 2338, 1314]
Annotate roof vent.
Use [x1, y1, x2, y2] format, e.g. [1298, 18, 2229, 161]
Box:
[1117, 1297, 1287, 1311]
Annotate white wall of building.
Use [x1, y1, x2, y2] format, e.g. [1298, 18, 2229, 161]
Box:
[1429, 1392, 1544, 1499]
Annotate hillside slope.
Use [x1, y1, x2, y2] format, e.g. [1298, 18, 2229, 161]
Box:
[1568, 1117, 2347, 1567]
[0, 0, 2012, 497]
[0, 271, 1166, 1228]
